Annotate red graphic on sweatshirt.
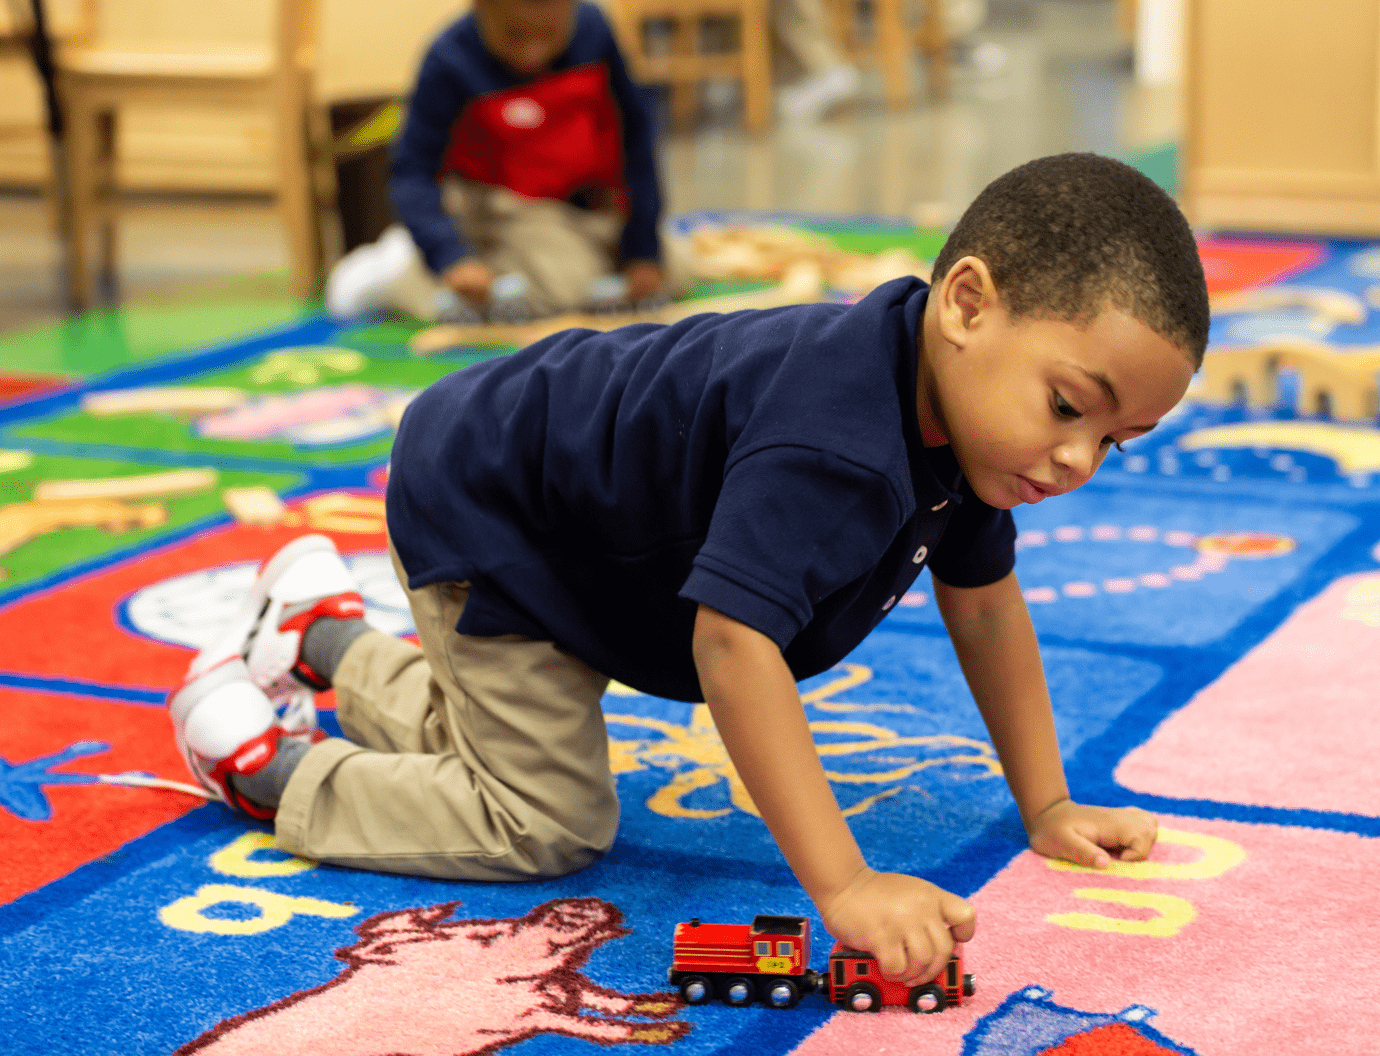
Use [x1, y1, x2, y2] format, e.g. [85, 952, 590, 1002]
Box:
[176, 898, 690, 1055]
[446, 63, 628, 207]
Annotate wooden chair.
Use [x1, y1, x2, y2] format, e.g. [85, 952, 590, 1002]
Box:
[55, 0, 327, 307]
[826, 0, 949, 106]
[610, 0, 773, 134]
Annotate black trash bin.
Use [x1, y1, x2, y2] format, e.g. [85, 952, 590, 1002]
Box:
[329, 97, 403, 253]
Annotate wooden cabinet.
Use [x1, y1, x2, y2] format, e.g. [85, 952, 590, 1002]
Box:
[1183, 0, 1380, 235]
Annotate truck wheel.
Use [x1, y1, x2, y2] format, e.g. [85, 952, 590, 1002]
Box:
[722, 976, 755, 1006]
[678, 975, 712, 1005]
[843, 982, 881, 1012]
[908, 983, 946, 1014]
[765, 978, 801, 1009]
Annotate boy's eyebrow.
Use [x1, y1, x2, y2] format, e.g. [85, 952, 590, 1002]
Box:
[1077, 367, 1120, 411]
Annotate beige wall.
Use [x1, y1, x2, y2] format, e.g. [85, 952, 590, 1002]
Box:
[0, 0, 467, 191]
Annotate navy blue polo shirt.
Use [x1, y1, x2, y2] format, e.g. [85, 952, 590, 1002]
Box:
[387, 277, 1016, 702]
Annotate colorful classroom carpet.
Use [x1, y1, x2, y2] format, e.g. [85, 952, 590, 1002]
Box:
[2, 216, 1379, 1056]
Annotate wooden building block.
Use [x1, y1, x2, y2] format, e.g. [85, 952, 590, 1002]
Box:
[222, 485, 288, 527]
[34, 467, 218, 501]
[81, 387, 247, 416]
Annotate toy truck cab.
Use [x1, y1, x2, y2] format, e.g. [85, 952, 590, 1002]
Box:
[827, 942, 975, 1013]
[668, 915, 819, 1009]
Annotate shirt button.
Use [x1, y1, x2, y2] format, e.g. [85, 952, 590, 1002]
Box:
[931, 500, 948, 511]
[882, 596, 897, 611]
[912, 545, 928, 564]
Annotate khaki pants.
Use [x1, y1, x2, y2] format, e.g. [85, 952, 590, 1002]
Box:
[384, 180, 624, 319]
[274, 543, 619, 881]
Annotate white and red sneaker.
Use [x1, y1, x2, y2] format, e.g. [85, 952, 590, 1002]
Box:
[168, 658, 287, 820]
[191, 533, 366, 702]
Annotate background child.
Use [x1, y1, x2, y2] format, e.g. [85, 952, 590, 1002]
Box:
[326, 0, 668, 322]
[174, 153, 1208, 988]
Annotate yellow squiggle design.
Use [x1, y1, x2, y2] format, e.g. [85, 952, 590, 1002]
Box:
[1047, 889, 1197, 937]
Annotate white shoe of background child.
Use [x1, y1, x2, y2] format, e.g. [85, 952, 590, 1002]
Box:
[777, 65, 861, 120]
[325, 224, 445, 320]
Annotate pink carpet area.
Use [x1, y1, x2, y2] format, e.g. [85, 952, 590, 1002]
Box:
[2, 224, 1380, 1056]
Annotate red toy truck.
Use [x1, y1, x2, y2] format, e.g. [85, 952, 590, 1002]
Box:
[668, 915, 974, 1013]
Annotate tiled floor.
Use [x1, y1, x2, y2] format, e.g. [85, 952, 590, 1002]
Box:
[0, 0, 1176, 336]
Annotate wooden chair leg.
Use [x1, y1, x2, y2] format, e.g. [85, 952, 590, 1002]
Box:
[62, 88, 95, 310]
[95, 107, 119, 298]
[276, 99, 321, 299]
[919, 0, 950, 100]
[739, 0, 772, 134]
[873, 0, 912, 107]
[670, 14, 700, 127]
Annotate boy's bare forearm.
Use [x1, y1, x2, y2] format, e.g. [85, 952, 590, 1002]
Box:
[932, 572, 1070, 827]
[692, 605, 867, 909]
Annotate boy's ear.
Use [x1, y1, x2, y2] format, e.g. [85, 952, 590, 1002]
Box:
[936, 256, 997, 350]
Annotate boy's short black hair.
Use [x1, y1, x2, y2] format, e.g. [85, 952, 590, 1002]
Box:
[931, 153, 1210, 366]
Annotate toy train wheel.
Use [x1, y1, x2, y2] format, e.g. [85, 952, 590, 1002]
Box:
[908, 983, 946, 1014]
[721, 976, 755, 1006]
[765, 978, 801, 1009]
[844, 982, 882, 1012]
[678, 975, 713, 1005]
[963, 973, 975, 997]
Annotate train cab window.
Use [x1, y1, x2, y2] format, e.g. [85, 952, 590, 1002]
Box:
[833, 961, 845, 985]
[947, 961, 957, 987]
[755, 941, 771, 956]
[855, 962, 869, 976]
[777, 942, 792, 956]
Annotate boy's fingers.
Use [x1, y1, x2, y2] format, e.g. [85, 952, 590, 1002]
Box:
[1113, 816, 1158, 861]
[941, 892, 977, 940]
[1065, 830, 1113, 868]
[873, 940, 911, 982]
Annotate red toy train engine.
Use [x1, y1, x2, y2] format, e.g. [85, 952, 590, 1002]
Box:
[668, 915, 975, 1013]
[668, 915, 820, 1009]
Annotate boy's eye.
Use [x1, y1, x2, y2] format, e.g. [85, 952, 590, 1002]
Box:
[1053, 393, 1080, 419]
[1100, 436, 1126, 452]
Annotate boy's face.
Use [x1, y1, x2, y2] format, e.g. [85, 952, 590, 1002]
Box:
[920, 257, 1195, 511]
[475, 0, 578, 76]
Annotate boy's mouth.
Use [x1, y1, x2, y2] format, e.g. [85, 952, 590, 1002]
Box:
[1015, 476, 1053, 504]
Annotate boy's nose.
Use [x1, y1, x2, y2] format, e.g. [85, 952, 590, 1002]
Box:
[1052, 439, 1098, 488]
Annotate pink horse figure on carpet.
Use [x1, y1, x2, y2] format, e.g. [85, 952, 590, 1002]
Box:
[176, 897, 690, 1055]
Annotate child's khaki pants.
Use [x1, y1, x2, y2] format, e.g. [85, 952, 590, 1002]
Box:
[274, 543, 620, 881]
[383, 180, 624, 319]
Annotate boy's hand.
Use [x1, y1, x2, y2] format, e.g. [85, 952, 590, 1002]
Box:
[624, 259, 667, 302]
[443, 259, 494, 304]
[821, 867, 976, 986]
[1026, 798, 1158, 868]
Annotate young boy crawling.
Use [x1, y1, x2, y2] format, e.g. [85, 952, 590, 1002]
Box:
[172, 153, 1209, 988]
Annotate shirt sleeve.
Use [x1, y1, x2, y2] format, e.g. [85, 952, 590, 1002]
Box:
[599, 15, 663, 263]
[927, 483, 1017, 588]
[390, 42, 473, 275]
[679, 445, 904, 649]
